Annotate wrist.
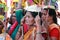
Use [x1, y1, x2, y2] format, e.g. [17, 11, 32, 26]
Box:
[36, 30, 41, 34]
[36, 32, 41, 34]
[36, 27, 41, 32]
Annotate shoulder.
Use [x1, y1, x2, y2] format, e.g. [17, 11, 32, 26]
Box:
[49, 23, 59, 32]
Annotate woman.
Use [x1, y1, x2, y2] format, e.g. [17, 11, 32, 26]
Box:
[41, 9, 48, 40]
[15, 11, 46, 40]
[7, 13, 17, 32]
[8, 13, 16, 28]
[9, 13, 16, 25]
[42, 8, 59, 40]
[9, 9, 23, 40]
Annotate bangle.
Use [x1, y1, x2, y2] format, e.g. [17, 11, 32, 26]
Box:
[36, 32, 41, 34]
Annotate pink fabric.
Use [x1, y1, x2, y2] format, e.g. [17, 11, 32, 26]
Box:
[23, 23, 28, 34]
[28, 0, 33, 5]
[8, 21, 18, 35]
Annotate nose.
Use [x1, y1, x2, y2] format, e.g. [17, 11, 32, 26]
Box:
[25, 17, 29, 20]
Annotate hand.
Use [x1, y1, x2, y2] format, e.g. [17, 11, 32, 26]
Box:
[35, 15, 40, 26]
[35, 15, 41, 31]
[21, 15, 27, 25]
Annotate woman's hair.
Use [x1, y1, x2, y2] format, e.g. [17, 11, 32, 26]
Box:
[0, 21, 4, 28]
[49, 8, 57, 24]
[9, 14, 16, 25]
[0, 8, 5, 15]
[24, 11, 42, 18]
[44, 8, 57, 24]
[23, 11, 42, 25]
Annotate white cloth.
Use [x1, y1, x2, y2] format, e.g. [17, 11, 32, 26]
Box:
[7, 23, 11, 29]
[24, 4, 41, 12]
[0, 33, 12, 40]
[57, 17, 60, 25]
[0, 33, 5, 40]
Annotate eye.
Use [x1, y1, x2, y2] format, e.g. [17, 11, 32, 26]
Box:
[28, 16, 30, 18]
[44, 13, 47, 15]
[26, 16, 30, 18]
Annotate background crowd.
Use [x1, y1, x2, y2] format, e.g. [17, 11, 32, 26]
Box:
[0, 0, 60, 40]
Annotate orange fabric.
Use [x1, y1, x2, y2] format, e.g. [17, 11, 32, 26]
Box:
[24, 27, 36, 40]
[6, 34, 11, 40]
[49, 23, 59, 31]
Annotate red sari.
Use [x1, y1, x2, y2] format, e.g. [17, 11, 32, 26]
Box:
[49, 23, 59, 40]
[23, 23, 36, 40]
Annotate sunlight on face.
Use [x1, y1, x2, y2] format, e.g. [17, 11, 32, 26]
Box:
[25, 12, 34, 25]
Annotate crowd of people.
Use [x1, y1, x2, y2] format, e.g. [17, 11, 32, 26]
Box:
[0, 0, 60, 40]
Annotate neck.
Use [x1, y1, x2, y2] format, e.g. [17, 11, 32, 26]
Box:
[43, 20, 54, 28]
[50, 20, 54, 24]
[28, 24, 34, 30]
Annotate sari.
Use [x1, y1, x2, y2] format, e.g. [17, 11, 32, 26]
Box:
[6, 33, 12, 40]
[48, 23, 59, 40]
[23, 23, 46, 40]
[23, 23, 36, 40]
[10, 9, 23, 40]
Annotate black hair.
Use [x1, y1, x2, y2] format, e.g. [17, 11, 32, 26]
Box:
[44, 8, 57, 24]
[9, 14, 16, 25]
[0, 21, 4, 28]
[24, 11, 42, 25]
[0, 8, 5, 15]
[24, 11, 42, 18]
[13, 11, 15, 13]
[48, 8, 57, 24]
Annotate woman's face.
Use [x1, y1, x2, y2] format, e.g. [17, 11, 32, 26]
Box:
[47, 15, 53, 24]
[42, 10, 48, 22]
[25, 12, 34, 25]
[42, 9, 53, 24]
[12, 16, 16, 24]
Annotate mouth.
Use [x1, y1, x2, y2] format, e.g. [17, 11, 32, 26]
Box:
[58, 14, 60, 16]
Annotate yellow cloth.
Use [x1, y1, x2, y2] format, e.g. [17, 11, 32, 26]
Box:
[22, 0, 26, 7]
[1, 0, 6, 4]
[11, 4, 14, 8]
[33, 0, 42, 5]
[2, 28, 4, 33]
[0, 15, 4, 20]
[13, 0, 19, 2]
[24, 27, 36, 40]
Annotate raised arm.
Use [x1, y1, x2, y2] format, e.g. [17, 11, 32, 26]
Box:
[16, 0, 22, 9]
[35, 15, 44, 40]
